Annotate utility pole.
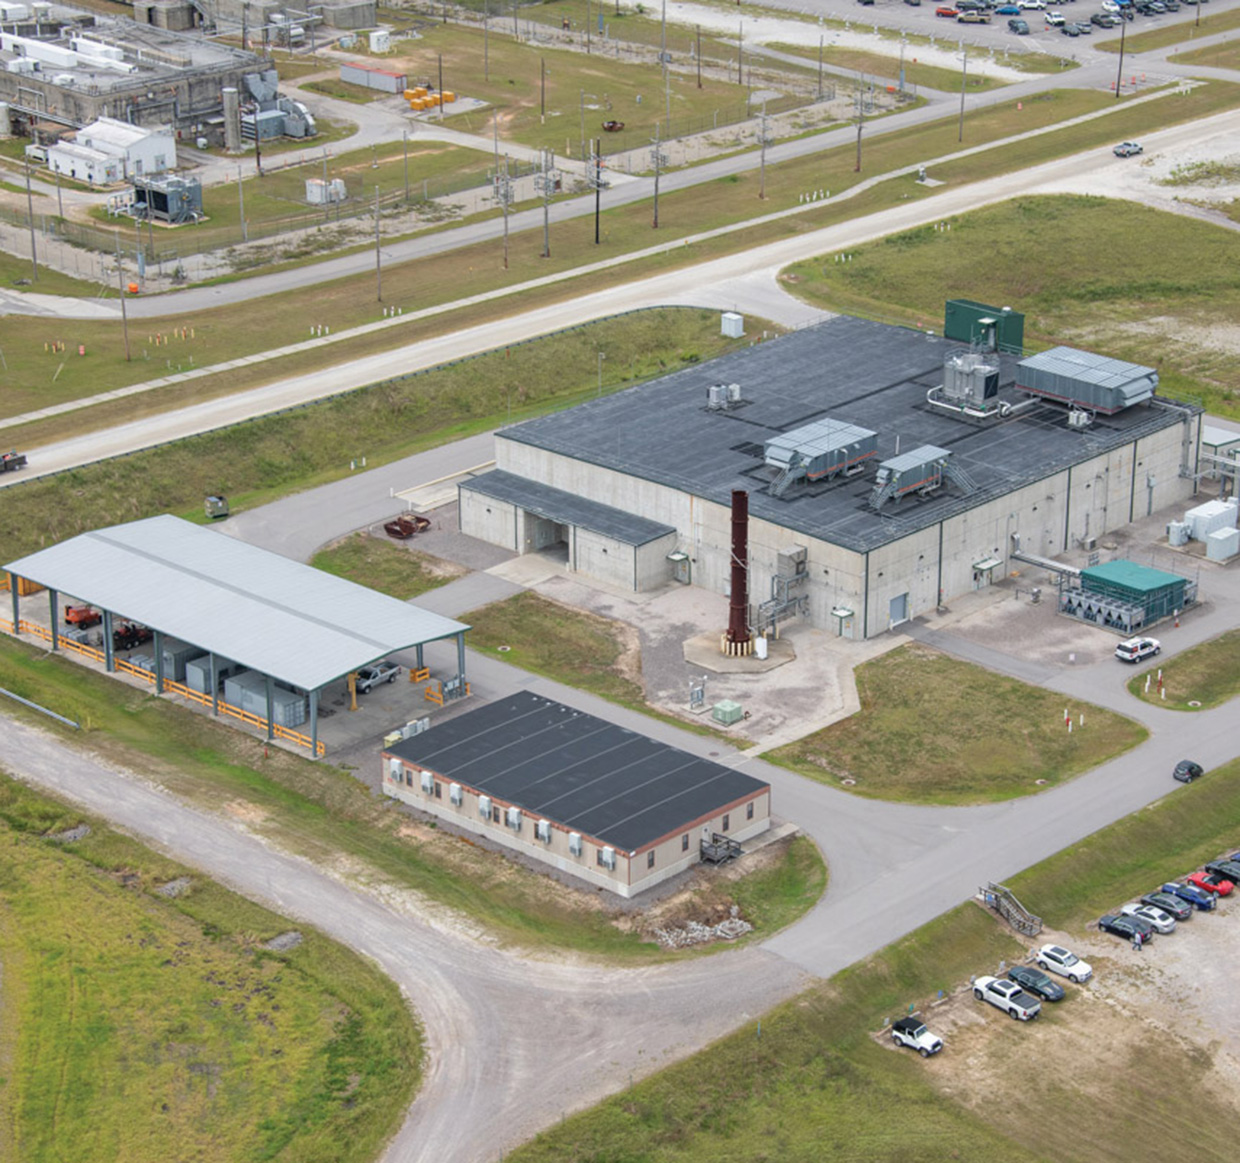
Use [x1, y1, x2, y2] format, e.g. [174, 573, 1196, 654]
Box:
[403, 129, 409, 202]
[899, 38, 906, 95]
[757, 101, 771, 199]
[24, 161, 37, 282]
[484, 10, 489, 82]
[494, 156, 512, 269]
[651, 124, 667, 228]
[697, 25, 702, 88]
[586, 0, 591, 53]
[374, 185, 382, 301]
[593, 139, 602, 244]
[541, 57, 546, 122]
[854, 85, 863, 172]
[1115, 18, 1126, 98]
[661, 0, 667, 63]
[115, 235, 129, 361]
[493, 106, 500, 171]
[818, 34, 824, 100]
[737, 20, 743, 85]
[54, 167, 63, 219]
[665, 57, 671, 125]
[958, 43, 968, 142]
[238, 163, 247, 242]
[438, 53, 444, 120]
[534, 148, 555, 257]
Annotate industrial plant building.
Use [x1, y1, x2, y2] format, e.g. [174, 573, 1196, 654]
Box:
[0, 11, 269, 133]
[383, 691, 772, 897]
[47, 115, 174, 184]
[460, 312, 1203, 640]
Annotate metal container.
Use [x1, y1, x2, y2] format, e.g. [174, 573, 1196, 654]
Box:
[764, 418, 877, 481]
[873, 445, 951, 497]
[1016, 347, 1157, 414]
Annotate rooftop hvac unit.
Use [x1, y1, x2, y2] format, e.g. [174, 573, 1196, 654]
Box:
[404, 717, 430, 739]
[449, 782, 463, 805]
[478, 794, 491, 819]
[506, 806, 522, 832]
[420, 770, 435, 794]
[1067, 408, 1092, 430]
[568, 832, 583, 856]
[536, 819, 552, 844]
[387, 758, 402, 779]
[600, 846, 616, 870]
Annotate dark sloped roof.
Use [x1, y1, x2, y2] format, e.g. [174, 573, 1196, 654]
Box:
[386, 691, 767, 853]
[460, 470, 675, 546]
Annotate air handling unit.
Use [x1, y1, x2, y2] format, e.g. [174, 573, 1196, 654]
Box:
[869, 445, 978, 511]
[764, 418, 877, 498]
[926, 350, 1015, 423]
[1017, 347, 1157, 415]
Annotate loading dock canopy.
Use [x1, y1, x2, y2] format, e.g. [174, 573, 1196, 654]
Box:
[4, 515, 468, 691]
[461, 470, 675, 546]
[387, 690, 768, 853]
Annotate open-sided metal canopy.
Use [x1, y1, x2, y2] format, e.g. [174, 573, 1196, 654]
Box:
[4, 515, 469, 692]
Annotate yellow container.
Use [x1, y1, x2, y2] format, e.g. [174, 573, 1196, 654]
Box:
[442, 91, 456, 103]
[412, 86, 428, 97]
[409, 97, 426, 110]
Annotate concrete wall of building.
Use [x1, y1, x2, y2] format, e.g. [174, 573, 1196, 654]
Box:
[381, 754, 769, 898]
[459, 488, 519, 551]
[496, 414, 1198, 640]
[635, 532, 679, 591]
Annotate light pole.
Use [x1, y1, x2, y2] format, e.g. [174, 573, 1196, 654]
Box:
[374, 185, 382, 301]
[757, 102, 771, 199]
[597, 351, 605, 395]
[958, 43, 968, 142]
[1114, 18, 1126, 98]
[24, 161, 37, 282]
[651, 124, 667, 228]
[534, 148, 555, 257]
[854, 85, 863, 172]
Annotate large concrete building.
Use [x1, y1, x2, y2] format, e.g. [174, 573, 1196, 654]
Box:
[460, 315, 1202, 640]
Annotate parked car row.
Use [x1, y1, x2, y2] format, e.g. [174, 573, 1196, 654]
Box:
[1097, 854, 1239, 946]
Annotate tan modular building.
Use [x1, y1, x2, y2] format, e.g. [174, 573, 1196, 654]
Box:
[461, 315, 1202, 638]
[382, 691, 771, 897]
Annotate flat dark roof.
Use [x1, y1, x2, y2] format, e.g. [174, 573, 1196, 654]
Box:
[460, 470, 675, 546]
[501, 316, 1196, 553]
[386, 691, 767, 853]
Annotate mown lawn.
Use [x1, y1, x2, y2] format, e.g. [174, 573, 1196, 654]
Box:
[1126, 627, 1240, 710]
[0, 635, 817, 960]
[311, 532, 463, 600]
[510, 755, 1240, 1163]
[0, 773, 420, 1163]
[768, 643, 1147, 803]
[781, 192, 1240, 419]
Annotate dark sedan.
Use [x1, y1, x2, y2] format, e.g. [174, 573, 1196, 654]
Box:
[1204, 859, 1240, 884]
[1008, 965, 1066, 1002]
[1140, 891, 1192, 921]
[1099, 914, 1155, 942]
[1160, 881, 1216, 911]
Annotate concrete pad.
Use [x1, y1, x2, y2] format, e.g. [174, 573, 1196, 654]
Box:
[684, 631, 796, 674]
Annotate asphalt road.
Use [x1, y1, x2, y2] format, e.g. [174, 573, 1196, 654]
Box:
[8, 104, 1235, 486]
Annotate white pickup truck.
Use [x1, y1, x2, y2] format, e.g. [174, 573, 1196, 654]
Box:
[973, 975, 1041, 1021]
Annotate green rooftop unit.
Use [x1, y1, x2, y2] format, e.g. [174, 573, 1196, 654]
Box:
[1080, 560, 1188, 622]
[943, 300, 1025, 354]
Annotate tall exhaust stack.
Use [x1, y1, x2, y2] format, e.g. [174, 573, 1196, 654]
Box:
[723, 489, 753, 656]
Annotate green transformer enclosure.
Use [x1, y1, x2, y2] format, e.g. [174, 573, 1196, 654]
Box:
[944, 300, 1025, 354]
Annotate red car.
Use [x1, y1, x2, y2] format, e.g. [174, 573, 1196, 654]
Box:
[1187, 870, 1233, 897]
[936, 4, 960, 12]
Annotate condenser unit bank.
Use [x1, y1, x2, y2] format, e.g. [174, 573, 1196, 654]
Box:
[1017, 347, 1157, 414]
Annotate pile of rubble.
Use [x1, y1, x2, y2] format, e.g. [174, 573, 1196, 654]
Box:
[652, 905, 753, 949]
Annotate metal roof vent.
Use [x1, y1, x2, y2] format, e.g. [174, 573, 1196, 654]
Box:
[706, 383, 743, 411]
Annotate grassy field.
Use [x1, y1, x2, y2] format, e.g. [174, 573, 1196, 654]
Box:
[79, 140, 488, 258]
[0, 634, 820, 960]
[311, 532, 463, 599]
[1168, 37, 1240, 68]
[0, 772, 421, 1163]
[463, 591, 750, 741]
[781, 192, 1240, 419]
[1097, 6, 1240, 51]
[1126, 627, 1240, 710]
[384, 21, 759, 158]
[0, 309, 738, 561]
[765, 40, 1010, 93]
[509, 754, 1240, 1163]
[767, 644, 1147, 804]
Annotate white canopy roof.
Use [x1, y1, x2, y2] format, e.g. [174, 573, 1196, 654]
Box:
[5, 515, 468, 691]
